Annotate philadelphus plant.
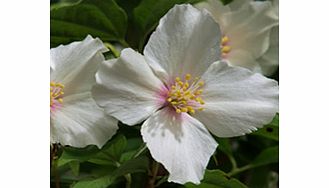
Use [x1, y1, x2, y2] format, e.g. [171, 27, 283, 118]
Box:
[92, 4, 278, 184]
[195, 0, 279, 76]
[50, 35, 118, 148]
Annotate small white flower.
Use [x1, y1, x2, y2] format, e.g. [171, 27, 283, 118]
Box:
[195, 0, 279, 75]
[50, 35, 118, 148]
[92, 5, 278, 184]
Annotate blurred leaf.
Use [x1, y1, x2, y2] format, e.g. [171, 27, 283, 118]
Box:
[58, 145, 100, 167]
[73, 156, 149, 188]
[251, 146, 279, 167]
[252, 114, 279, 141]
[104, 134, 127, 161]
[58, 134, 127, 167]
[69, 161, 80, 176]
[220, 0, 233, 5]
[73, 175, 113, 188]
[113, 155, 149, 177]
[88, 134, 127, 165]
[131, 0, 205, 50]
[216, 138, 233, 156]
[51, 0, 127, 47]
[120, 137, 144, 162]
[185, 170, 247, 188]
[248, 166, 279, 188]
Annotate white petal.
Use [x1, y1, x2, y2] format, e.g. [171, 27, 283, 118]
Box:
[195, 0, 231, 27]
[50, 92, 118, 148]
[193, 61, 278, 137]
[141, 108, 218, 184]
[225, 1, 278, 58]
[92, 48, 164, 125]
[51, 35, 108, 96]
[226, 49, 261, 72]
[268, 0, 279, 20]
[257, 26, 279, 76]
[144, 4, 221, 81]
[228, 0, 252, 11]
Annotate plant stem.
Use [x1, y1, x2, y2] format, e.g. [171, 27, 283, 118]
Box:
[212, 154, 219, 166]
[132, 144, 147, 158]
[124, 174, 132, 188]
[51, 144, 60, 188]
[119, 39, 130, 48]
[227, 164, 253, 177]
[155, 176, 168, 187]
[147, 161, 159, 188]
[104, 42, 120, 58]
[227, 154, 237, 170]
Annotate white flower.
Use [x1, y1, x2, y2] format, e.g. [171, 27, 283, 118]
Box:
[256, 0, 279, 75]
[50, 35, 118, 148]
[195, 0, 279, 76]
[92, 5, 278, 184]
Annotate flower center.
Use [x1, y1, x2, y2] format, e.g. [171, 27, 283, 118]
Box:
[166, 74, 205, 114]
[50, 81, 64, 112]
[221, 35, 231, 57]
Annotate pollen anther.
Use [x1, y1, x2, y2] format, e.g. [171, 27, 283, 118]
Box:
[50, 81, 64, 112]
[221, 35, 231, 56]
[167, 74, 205, 114]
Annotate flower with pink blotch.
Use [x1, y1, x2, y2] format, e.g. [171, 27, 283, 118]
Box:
[92, 4, 278, 184]
[51, 35, 118, 148]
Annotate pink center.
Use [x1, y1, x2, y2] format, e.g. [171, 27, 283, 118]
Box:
[50, 82, 64, 112]
[156, 74, 205, 114]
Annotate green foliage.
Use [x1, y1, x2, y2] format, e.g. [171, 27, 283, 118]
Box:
[50, 0, 128, 47]
[251, 146, 279, 168]
[185, 170, 247, 188]
[72, 156, 149, 188]
[252, 114, 279, 141]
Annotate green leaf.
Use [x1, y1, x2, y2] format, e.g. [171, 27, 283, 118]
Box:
[251, 114, 279, 141]
[112, 155, 149, 178]
[131, 0, 205, 50]
[251, 146, 279, 167]
[51, 0, 128, 47]
[103, 134, 127, 161]
[58, 145, 100, 167]
[185, 170, 247, 188]
[73, 156, 149, 188]
[58, 134, 127, 167]
[88, 134, 127, 165]
[216, 138, 233, 156]
[73, 175, 113, 188]
[69, 160, 80, 176]
[220, 0, 233, 5]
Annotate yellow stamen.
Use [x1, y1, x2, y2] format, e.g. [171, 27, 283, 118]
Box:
[185, 74, 191, 80]
[221, 46, 231, 54]
[50, 81, 65, 111]
[221, 35, 231, 56]
[166, 73, 205, 115]
[221, 36, 229, 44]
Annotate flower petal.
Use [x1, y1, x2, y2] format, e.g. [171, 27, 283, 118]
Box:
[50, 35, 108, 96]
[193, 61, 278, 137]
[225, 1, 278, 59]
[92, 48, 165, 125]
[144, 4, 221, 81]
[51, 92, 118, 148]
[195, 0, 231, 27]
[228, 0, 252, 11]
[257, 26, 279, 76]
[226, 49, 261, 72]
[141, 107, 218, 184]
